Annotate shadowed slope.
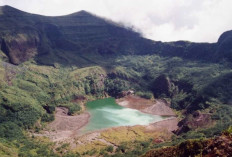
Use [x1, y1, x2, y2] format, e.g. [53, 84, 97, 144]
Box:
[0, 5, 231, 66]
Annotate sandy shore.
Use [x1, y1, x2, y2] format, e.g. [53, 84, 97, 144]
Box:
[146, 117, 178, 132]
[116, 95, 178, 133]
[116, 95, 176, 116]
[37, 107, 90, 141]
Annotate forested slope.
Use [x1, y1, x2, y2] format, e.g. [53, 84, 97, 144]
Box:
[0, 5, 232, 157]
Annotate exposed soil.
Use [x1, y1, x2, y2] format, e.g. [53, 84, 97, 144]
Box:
[147, 117, 179, 132]
[116, 95, 176, 116]
[37, 107, 90, 141]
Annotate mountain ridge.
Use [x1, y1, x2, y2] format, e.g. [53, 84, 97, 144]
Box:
[0, 5, 231, 65]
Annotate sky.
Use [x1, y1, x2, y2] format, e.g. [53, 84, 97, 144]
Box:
[0, 0, 232, 43]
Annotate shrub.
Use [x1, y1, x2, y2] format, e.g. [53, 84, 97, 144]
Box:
[0, 122, 23, 139]
[15, 107, 41, 129]
[105, 145, 114, 153]
[68, 103, 81, 115]
[41, 113, 55, 122]
[136, 91, 153, 99]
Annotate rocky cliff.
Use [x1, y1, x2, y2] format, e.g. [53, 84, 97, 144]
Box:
[0, 5, 231, 65]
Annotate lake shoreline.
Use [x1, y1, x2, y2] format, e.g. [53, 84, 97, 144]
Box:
[116, 95, 176, 116]
[35, 107, 91, 142]
[37, 96, 178, 142]
[115, 95, 178, 133]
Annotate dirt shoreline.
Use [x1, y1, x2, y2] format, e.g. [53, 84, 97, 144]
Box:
[37, 96, 178, 142]
[148, 117, 178, 132]
[115, 95, 178, 132]
[116, 95, 176, 116]
[37, 107, 90, 141]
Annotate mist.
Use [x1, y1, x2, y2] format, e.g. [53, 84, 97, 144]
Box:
[1, 0, 232, 42]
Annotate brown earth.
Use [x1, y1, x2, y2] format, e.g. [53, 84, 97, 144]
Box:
[1, 32, 40, 64]
[147, 117, 179, 132]
[116, 95, 176, 116]
[37, 107, 90, 142]
[175, 111, 213, 135]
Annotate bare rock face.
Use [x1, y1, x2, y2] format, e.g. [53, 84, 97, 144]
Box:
[0, 31, 40, 64]
[174, 110, 212, 135]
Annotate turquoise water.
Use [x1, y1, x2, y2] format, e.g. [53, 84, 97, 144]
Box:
[80, 98, 165, 133]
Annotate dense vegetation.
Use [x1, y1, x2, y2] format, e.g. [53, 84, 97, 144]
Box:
[1, 53, 232, 156]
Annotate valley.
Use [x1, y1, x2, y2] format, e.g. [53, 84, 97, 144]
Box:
[0, 5, 232, 157]
[33, 97, 177, 156]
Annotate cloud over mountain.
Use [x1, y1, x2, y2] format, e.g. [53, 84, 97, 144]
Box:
[1, 0, 232, 42]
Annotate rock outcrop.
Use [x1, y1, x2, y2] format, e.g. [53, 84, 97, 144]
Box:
[174, 111, 212, 135]
[143, 133, 232, 157]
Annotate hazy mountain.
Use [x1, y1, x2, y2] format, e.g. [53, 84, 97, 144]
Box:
[0, 5, 231, 65]
[0, 5, 153, 65]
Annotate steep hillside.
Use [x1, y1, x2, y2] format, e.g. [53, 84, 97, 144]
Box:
[217, 30, 232, 61]
[143, 131, 232, 157]
[0, 5, 231, 66]
[0, 5, 154, 65]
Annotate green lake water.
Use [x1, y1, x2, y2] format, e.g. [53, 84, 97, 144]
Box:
[80, 98, 165, 133]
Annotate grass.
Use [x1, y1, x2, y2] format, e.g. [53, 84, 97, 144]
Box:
[71, 125, 171, 156]
[0, 139, 18, 157]
[0, 53, 232, 156]
[100, 126, 170, 145]
[74, 140, 108, 155]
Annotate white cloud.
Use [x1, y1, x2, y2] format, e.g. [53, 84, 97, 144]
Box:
[0, 0, 232, 42]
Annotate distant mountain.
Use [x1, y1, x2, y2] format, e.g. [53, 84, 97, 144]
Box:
[217, 30, 232, 60]
[0, 5, 231, 65]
